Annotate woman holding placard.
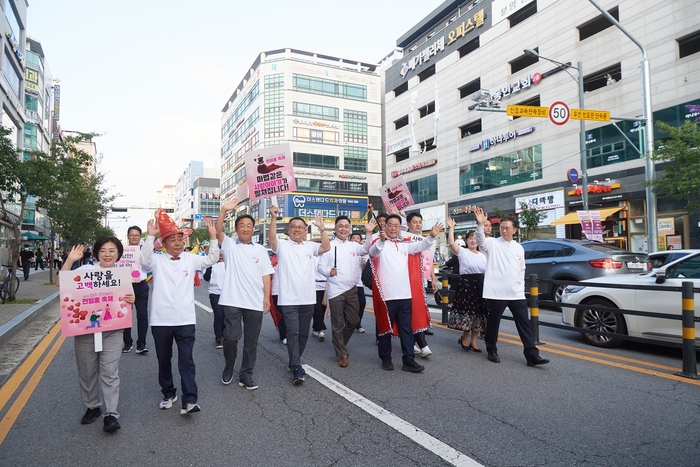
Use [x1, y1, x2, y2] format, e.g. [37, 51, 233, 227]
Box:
[58, 237, 135, 433]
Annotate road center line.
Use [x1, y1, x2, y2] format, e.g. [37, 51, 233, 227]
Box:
[302, 364, 483, 467]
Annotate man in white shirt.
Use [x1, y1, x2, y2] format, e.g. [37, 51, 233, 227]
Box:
[141, 211, 220, 415]
[216, 199, 274, 390]
[318, 215, 376, 368]
[269, 204, 330, 385]
[369, 214, 443, 373]
[350, 232, 368, 333]
[122, 226, 150, 354]
[474, 207, 549, 367]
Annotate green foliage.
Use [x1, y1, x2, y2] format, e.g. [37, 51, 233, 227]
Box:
[188, 228, 211, 245]
[651, 121, 700, 213]
[517, 202, 548, 241]
[0, 128, 115, 296]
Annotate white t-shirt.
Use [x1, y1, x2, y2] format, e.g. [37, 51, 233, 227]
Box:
[271, 261, 280, 296]
[456, 247, 487, 274]
[219, 236, 274, 311]
[273, 238, 321, 306]
[141, 236, 219, 326]
[369, 235, 434, 301]
[206, 261, 225, 295]
[318, 237, 370, 299]
[476, 226, 525, 300]
[356, 254, 368, 287]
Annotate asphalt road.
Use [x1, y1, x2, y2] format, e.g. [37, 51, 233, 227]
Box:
[1, 285, 699, 466]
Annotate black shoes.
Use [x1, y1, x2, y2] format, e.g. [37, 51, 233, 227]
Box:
[468, 344, 483, 353]
[527, 356, 550, 367]
[80, 407, 102, 425]
[459, 338, 470, 352]
[401, 360, 425, 373]
[121, 343, 132, 353]
[487, 351, 500, 363]
[103, 415, 121, 432]
[381, 360, 394, 371]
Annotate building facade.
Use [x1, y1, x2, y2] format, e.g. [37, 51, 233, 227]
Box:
[219, 48, 383, 241]
[383, 0, 700, 252]
[174, 161, 219, 229]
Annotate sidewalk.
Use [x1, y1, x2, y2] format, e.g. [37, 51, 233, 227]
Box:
[0, 267, 60, 347]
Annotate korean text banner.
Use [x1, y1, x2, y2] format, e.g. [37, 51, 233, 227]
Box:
[114, 246, 141, 283]
[245, 143, 296, 201]
[59, 268, 133, 338]
[380, 175, 414, 212]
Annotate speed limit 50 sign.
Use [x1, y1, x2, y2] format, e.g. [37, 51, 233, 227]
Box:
[549, 101, 570, 126]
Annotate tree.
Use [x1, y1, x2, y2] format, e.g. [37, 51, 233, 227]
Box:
[0, 129, 114, 289]
[517, 202, 548, 241]
[188, 228, 212, 246]
[651, 120, 700, 213]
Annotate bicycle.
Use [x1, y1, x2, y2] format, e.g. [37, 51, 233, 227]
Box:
[1, 264, 20, 303]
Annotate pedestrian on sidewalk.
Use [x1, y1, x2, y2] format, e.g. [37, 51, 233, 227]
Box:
[57, 238, 136, 433]
[19, 245, 34, 281]
[215, 199, 273, 390]
[122, 226, 150, 354]
[35, 247, 45, 270]
[141, 209, 220, 415]
[317, 216, 375, 368]
[268, 204, 330, 386]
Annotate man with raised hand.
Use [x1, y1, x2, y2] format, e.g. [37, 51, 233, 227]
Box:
[473, 207, 549, 367]
[269, 204, 330, 385]
[318, 216, 376, 368]
[215, 198, 274, 390]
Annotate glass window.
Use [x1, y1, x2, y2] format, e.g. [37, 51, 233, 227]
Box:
[293, 152, 339, 170]
[406, 175, 438, 204]
[3, 50, 21, 97]
[293, 74, 367, 101]
[293, 102, 339, 121]
[459, 144, 543, 195]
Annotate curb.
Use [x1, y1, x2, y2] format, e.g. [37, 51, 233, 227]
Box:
[0, 291, 60, 348]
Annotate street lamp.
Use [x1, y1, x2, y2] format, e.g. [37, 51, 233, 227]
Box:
[524, 48, 588, 211]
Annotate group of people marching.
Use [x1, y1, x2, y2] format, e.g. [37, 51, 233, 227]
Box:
[64, 204, 548, 434]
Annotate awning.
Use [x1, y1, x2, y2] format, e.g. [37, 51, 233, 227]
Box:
[21, 231, 49, 241]
[550, 207, 624, 226]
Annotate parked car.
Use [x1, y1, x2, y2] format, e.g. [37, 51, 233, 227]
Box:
[648, 249, 697, 269]
[561, 250, 700, 348]
[522, 238, 649, 303]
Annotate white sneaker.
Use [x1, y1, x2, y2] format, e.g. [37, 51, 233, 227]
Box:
[312, 330, 325, 341]
[420, 346, 433, 357]
[180, 402, 201, 415]
[159, 395, 177, 410]
[356, 327, 365, 333]
[413, 344, 421, 354]
[282, 338, 287, 345]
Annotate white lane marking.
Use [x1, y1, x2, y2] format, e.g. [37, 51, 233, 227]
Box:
[302, 364, 482, 467]
[195, 300, 213, 314]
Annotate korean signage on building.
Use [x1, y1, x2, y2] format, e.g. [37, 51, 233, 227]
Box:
[25, 68, 40, 95]
[284, 194, 368, 221]
[490, 73, 541, 102]
[386, 135, 412, 155]
[53, 85, 60, 120]
[391, 158, 437, 178]
[468, 126, 536, 152]
[492, 0, 536, 25]
[515, 190, 564, 213]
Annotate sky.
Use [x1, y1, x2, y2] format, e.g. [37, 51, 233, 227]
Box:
[27, 0, 442, 231]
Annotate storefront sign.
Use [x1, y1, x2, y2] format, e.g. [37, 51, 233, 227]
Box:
[420, 204, 445, 230]
[568, 183, 621, 196]
[685, 104, 700, 123]
[285, 194, 368, 220]
[292, 118, 340, 129]
[53, 85, 60, 120]
[386, 135, 412, 154]
[25, 68, 40, 95]
[391, 158, 437, 178]
[515, 190, 564, 213]
[469, 126, 536, 152]
[657, 218, 674, 236]
[577, 211, 603, 242]
[338, 174, 367, 180]
[296, 169, 335, 178]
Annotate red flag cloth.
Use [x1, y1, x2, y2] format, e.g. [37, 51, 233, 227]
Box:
[371, 236, 431, 337]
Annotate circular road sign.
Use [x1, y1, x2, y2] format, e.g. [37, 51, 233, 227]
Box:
[567, 168, 579, 183]
[549, 101, 570, 126]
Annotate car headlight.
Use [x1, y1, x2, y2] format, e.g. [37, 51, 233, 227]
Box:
[563, 285, 586, 294]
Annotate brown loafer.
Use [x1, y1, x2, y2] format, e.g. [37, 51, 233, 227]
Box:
[339, 355, 349, 367]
